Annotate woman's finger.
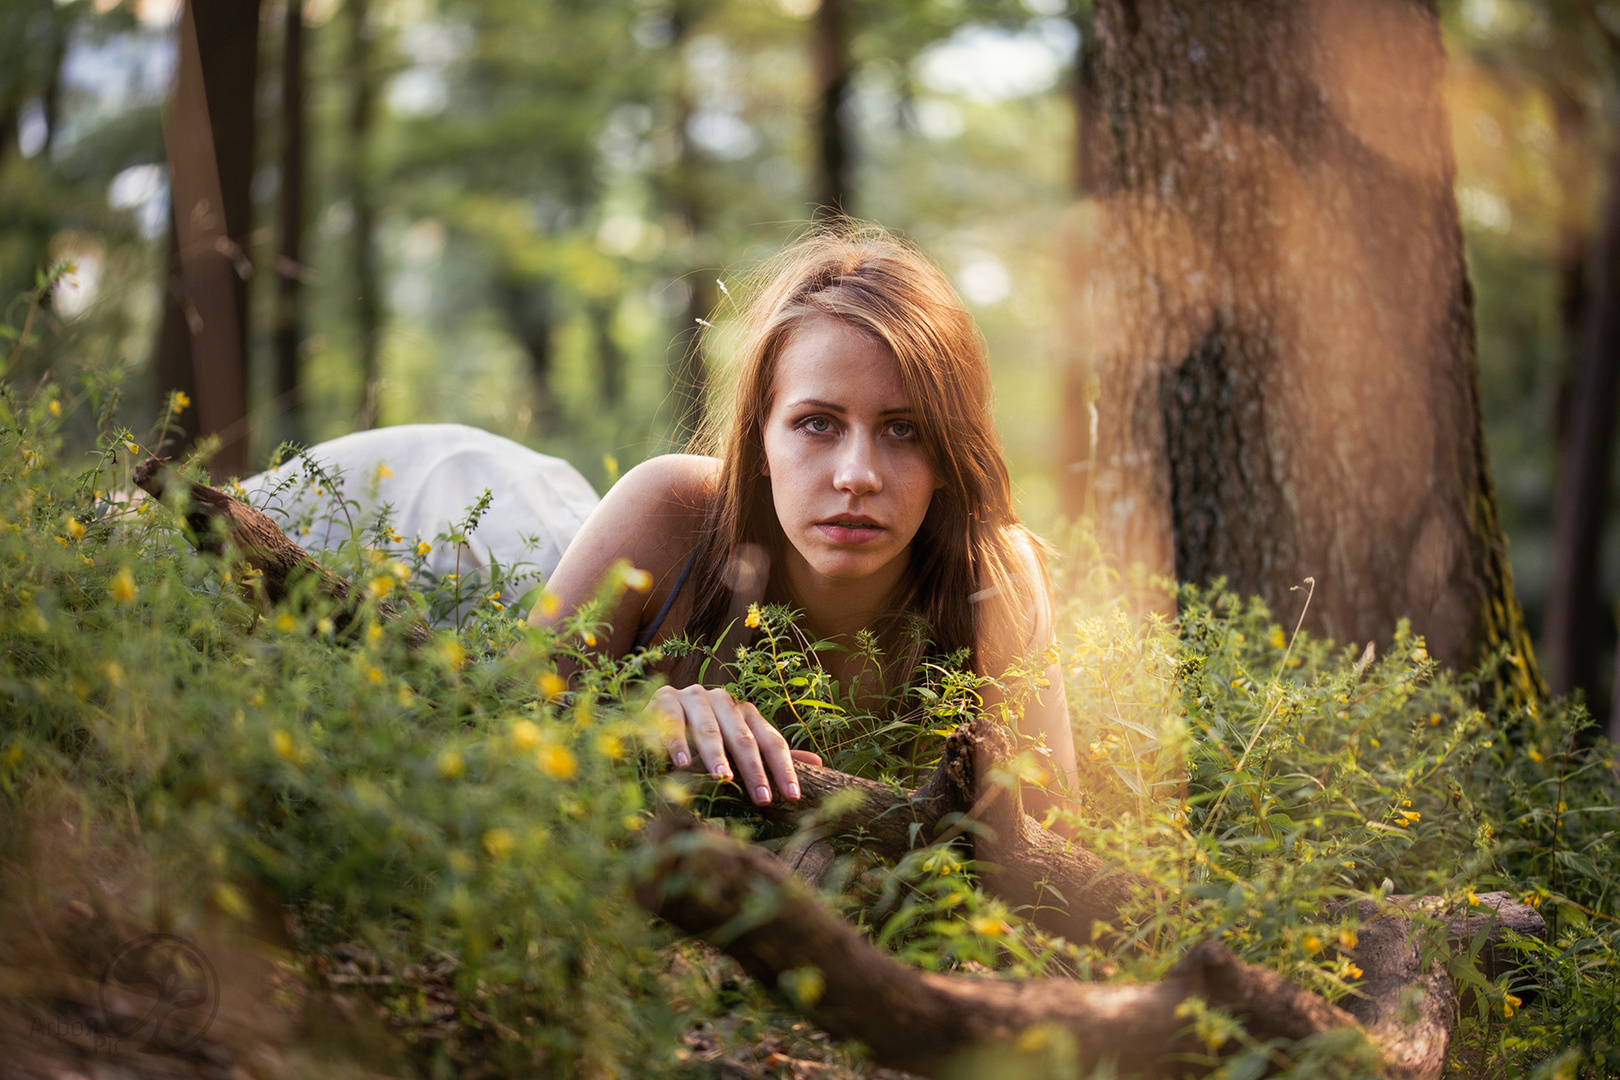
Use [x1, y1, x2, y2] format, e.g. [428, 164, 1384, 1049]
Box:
[678, 686, 732, 782]
[707, 689, 773, 805]
[789, 748, 823, 767]
[740, 702, 800, 801]
[650, 686, 692, 769]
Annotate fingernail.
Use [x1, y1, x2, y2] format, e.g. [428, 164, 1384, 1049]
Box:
[754, 785, 771, 805]
[786, 782, 800, 800]
[674, 751, 690, 768]
[717, 766, 732, 781]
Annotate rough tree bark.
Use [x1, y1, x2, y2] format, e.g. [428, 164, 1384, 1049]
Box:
[153, 0, 260, 479]
[1074, 0, 1542, 701]
[273, 0, 309, 448]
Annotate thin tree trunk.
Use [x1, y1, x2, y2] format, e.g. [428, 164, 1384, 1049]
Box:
[497, 274, 558, 426]
[153, 0, 260, 479]
[1083, 0, 1542, 702]
[667, 0, 715, 443]
[273, 0, 308, 448]
[348, 0, 381, 430]
[1560, 145, 1620, 742]
[810, 0, 852, 217]
[592, 299, 624, 408]
[1060, 7, 1103, 519]
[1548, 135, 1620, 742]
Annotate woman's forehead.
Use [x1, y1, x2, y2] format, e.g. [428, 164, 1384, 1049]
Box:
[771, 315, 911, 410]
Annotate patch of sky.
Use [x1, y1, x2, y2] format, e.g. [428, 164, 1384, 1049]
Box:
[916, 20, 1077, 105]
[108, 163, 169, 239]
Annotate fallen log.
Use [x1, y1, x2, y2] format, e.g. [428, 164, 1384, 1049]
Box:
[639, 817, 1548, 1080]
[723, 713, 1149, 948]
[636, 814, 1357, 1078]
[133, 456, 431, 647]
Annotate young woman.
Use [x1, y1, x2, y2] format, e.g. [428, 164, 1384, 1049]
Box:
[533, 224, 1077, 814]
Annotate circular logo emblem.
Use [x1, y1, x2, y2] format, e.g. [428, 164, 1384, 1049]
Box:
[99, 934, 220, 1053]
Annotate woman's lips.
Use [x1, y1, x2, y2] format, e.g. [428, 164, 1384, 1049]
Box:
[816, 519, 886, 545]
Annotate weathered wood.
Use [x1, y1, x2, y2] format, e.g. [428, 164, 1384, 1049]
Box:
[726, 714, 1148, 947]
[640, 817, 1549, 1080]
[637, 814, 1358, 1078]
[133, 457, 431, 647]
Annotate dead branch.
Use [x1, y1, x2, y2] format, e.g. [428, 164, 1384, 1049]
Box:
[133, 456, 431, 647]
[639, 817, 1547, 1080]
[637, 814, 1356, 1078]
[729, 714, 1147, 948]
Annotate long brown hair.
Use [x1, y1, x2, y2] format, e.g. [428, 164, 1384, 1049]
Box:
[681, 222, 1043, 681]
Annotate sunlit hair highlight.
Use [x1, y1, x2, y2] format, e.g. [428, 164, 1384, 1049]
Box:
[681, 221, 1044, 681]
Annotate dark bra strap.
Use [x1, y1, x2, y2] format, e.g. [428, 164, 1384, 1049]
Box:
[635, 547, 698, 650]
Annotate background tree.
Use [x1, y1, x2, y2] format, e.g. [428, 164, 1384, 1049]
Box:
[152, 0, 261, 478]
[1076, 0, 1542, 701]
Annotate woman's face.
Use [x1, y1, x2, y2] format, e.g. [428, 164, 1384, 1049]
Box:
[761, 315, 942, 589]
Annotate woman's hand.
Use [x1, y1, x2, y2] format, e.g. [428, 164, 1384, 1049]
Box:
[650, 684, 822, 805]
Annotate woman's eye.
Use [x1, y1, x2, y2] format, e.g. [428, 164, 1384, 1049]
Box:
[799, 416, 833, 434]
[889, 420, 917, 439]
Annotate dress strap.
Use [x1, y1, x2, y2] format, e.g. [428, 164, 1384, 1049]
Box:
[635, 547, 698, 650]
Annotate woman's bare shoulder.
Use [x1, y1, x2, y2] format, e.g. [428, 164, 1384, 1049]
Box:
[612, 454, 720, 512]
[976, 525, 1057, 673]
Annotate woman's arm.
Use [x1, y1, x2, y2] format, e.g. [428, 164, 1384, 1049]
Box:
[530, 454, 811, 805]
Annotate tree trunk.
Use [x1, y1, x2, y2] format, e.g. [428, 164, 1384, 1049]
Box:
[810, 0, 853, 217]
[667, 0, 716, 443]
[273, 0, 309, 448]
[497, 274, 558, 426]
[153, 0, 261, 480]
[592, 299, 624, 408]
[1081, 0, 1542, 701]
[348, 0, 381, 430]
[1549, 137, 1620, 740]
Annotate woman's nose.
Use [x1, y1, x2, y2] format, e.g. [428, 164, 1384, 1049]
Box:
[833, 435, 882, 495]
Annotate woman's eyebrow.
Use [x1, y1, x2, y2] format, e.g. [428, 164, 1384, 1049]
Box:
[787, 397, 914, 416]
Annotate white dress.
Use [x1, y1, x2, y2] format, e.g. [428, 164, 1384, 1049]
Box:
[240, 424, 600, 613]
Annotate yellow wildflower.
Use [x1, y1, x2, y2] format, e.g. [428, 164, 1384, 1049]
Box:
[969, 916, 1008, 938]
[1268, 628, 1285, 649]
[583, 631, 597, 647]
[416, 540, 432, 556]
[537, 671, 566, 699]
[48, 399, 61, 417]
[744, 603, 762, 630]
[595, 733, 624, 760]
[511, 719, 541, 750]
[172, 390, 191, 412]
[391, 561, 411, 580]
[622, 565, 652, 592]
[125, 440, 139, 454]
[1303, 934, 1322, 954]
[375, 462, 393, 480]
[316, 617, 334, 635]
[535, 744, 577, 779]
[272, 730, 296, 761]
[275, 612, 297, 633]
[482, 828, 515, 858]
[365, 666, 383, 684]
[537, 591, 562, 619]
[1527, 748, 1544, 763]
[1339, 928, 1358, 950]
[367, 575, 393, 598]
[366, 623, 383, 644]
[1503, 993, 1522, 1018]
[436, 749, 465, 779]
[109, 567, 137, 603]
[1343, 962, 1363, 980]
[65, 518, 85, 540]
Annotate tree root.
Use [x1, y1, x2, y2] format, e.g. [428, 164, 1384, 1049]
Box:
[133, 456, 431, 646]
